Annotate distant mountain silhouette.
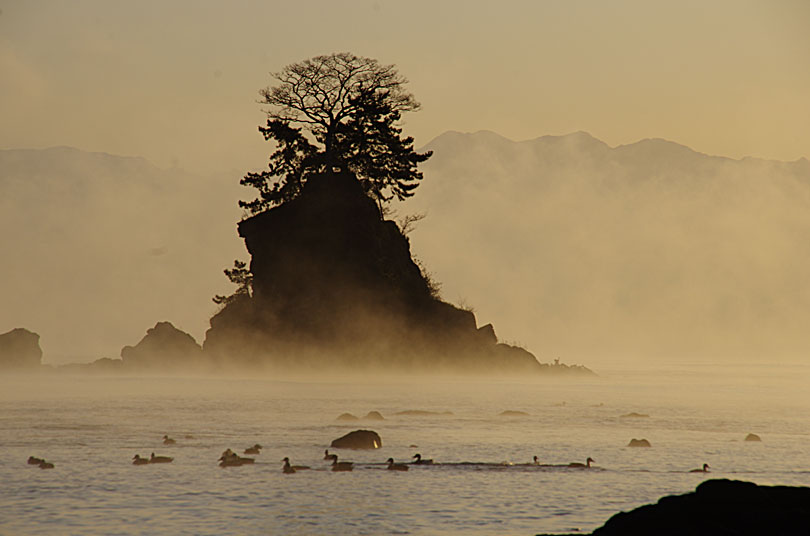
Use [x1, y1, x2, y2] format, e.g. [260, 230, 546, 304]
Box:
[5, 134, 809, 365]
[0, 147, 244, 363]
[409, 131, 810, 362]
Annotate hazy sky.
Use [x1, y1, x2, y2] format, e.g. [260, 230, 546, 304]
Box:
[1, 0, 808, 175]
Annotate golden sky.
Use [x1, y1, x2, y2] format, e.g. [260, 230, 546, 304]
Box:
[1, 0, 808, 174]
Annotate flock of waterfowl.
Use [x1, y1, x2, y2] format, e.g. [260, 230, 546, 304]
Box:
[25, 432, 719, 474]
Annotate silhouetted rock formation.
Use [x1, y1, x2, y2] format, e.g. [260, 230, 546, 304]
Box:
[121, 321, 206, 370]
[627, 438, 651, 447]
[203, 171, 543, 372]
[0, 328, 42, 369]
[363, 411, 384, 421]
[744, 433, 762, 442]
[556, 480, 810, 536]
[336, 413, 359, 422]
[330, 429, 382, 449]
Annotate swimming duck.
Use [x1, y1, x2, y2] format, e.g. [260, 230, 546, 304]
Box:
[218, 451, 254, 467]
[690, 463, 710, 473]
[386, 458, 409, 471]
[27, 456, 44, 465]
[132, 454, 150, 465]
[324, 449, 338, 462]
[244, 444, 262, 455]
[568, 457, 594, 468]
[150, 452, 173, 464]
[219, 455, 244, 468]
[162, 435, 176, 445]
[331, 455, 353, 472]
[412, 453, 434, 465]
[38, 460, 55, 469]
[532, 456, 540, 465]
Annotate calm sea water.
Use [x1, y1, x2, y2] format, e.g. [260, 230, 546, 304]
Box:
[1, 363, 809, 535]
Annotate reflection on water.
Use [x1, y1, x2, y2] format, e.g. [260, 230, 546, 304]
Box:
[1, 363, 809, 535]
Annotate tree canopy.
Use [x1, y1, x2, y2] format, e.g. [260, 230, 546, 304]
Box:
[240, 52, 431, 214]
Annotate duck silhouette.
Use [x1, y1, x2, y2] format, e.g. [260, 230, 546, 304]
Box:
[162, 435, 176, 445]
[282, 457, 310, 472]
[132, 454, 150, 465]
[38, 460, 55, 469]
[386, 458, 409, 471]
[150, 452, 173, 464]
[412, 453, 434, 465]
[324, 449, 337, 462]
[244, 444, 262, 455]
[27, 456, 44, 465]
[568, 457, 594, 468]
[219, 451, 254, 467]
[690, 463, 710, 473]
[331, 455, 353, 472]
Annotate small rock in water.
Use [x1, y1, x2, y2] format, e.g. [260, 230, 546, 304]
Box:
[363, 411, 384, 420]
[627, 438, 652, 447]
[330, 429, 382, 449]
[745, 433, 762, 442]
[498, 410, 529, 417]
[336, 413, 359, 422]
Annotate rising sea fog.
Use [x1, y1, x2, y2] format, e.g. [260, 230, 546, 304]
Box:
[2, 361, 809, 535]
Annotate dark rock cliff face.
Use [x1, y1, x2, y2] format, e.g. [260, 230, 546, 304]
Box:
[203, 171, 540, 372]
[540, 479, 810, 536]
[593, 479, 810, 536]
[0, 328, 43, 369]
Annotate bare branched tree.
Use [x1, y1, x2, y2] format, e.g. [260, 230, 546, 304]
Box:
[241, 52, 431, 214]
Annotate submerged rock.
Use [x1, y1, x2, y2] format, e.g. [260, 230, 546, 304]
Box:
[363, 411, 384, 421]
[627, 438, 652, 447]
[330, 429, 382, 449]
[499, 410, 529, 417]
[744, 433, 761, 442]
[620, 412, 650, 419]
[336, 413, 359, 422]
[0, 328, 42, 369]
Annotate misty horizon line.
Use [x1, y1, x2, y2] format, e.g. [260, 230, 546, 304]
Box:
[3, 129, 808, 173]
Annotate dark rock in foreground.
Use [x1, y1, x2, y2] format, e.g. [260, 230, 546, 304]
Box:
[540, 480, 810, 536]
[330, 430, 382, 449]
[0, 328, 42, 369]
[121, 321, 206, 370]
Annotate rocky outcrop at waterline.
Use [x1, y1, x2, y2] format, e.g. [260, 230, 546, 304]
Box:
[540, 479, 810, 536]
[330, 429, 382, 449]
[0, 327, 42, 369]
[202, 170, 555, 373]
